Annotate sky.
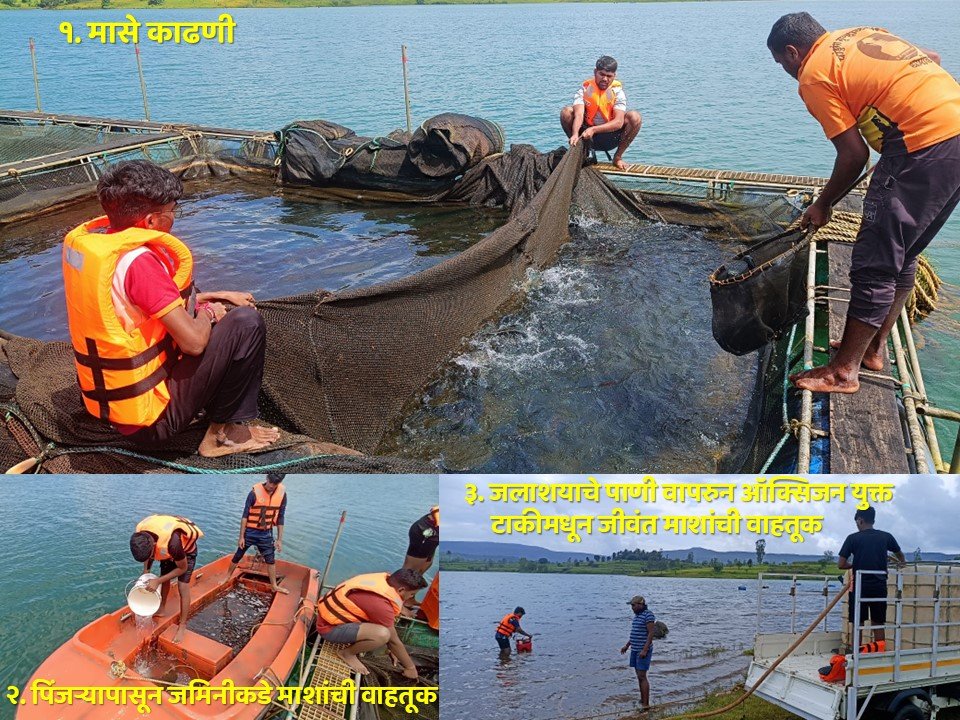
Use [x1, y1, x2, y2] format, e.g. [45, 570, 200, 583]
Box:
[440, 474, 960, 557]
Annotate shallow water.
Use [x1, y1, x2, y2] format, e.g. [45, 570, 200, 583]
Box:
[387, 221, 756, 472]
[442, 571, 846, 720]
[0, 178, 507, 341]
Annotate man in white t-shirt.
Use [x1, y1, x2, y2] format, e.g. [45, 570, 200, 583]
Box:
[561, 55, 643, 170]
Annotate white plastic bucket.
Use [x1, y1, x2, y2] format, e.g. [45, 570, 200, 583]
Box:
[127, 573, 162, 616]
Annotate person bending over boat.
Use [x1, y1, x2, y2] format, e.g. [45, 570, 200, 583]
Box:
[495, 606, 532, 658]
[316, 568, 427, 679]
[838, 505, 905, 649]
[62, 160, 280, 456]
[130, 514, 203, 645]
[226, 472, 290, 595]
[403, 505, 439, 574]
[561, 55, 643, 171]
[620, 595, 655, 711]
[768, 13, 960, 394]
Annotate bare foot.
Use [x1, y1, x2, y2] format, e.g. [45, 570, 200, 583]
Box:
[271, 585, 290, 595]
[790, 365, 860, 394]
[173, 627, 186, 644]
[614, 156, 628, 171]
[198, 423, 280, 458]
[337, 650, 369, 675]
[829, 339, 884, 371]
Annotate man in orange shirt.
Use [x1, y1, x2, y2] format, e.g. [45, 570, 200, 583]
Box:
[767, 13, 960, 393]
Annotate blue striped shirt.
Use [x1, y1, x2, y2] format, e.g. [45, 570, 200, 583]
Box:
[629, 609, 656, 648]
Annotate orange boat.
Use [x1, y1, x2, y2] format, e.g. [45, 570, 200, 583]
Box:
[18, 554, 319, 719]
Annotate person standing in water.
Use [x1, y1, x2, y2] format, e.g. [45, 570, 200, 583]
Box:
[495, 606, 532, 658]
[620, 595, 655, 711]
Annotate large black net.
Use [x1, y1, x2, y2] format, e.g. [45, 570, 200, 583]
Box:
[2, 113, 898, 474]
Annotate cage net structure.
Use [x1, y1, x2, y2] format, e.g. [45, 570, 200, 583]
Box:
[0, 111, 941, 474]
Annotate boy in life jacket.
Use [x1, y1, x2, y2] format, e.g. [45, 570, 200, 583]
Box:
[403, 505, 439, 574]
[495, 606, 532, 657]
[560, 55, 643, 170]
[130, 514, 203, 644]
[226, 472, 290, 595]
[316, 568, 427, 679]
[62, 160, 280, 457]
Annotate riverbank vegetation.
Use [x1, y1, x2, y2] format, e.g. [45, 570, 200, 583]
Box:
[440, 547, 846, 580]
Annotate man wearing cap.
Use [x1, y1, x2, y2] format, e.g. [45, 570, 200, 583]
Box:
[620, 595, 655, 710]
[838, 506, 905, 648]
[495, 606, 532, 657]
[561, 55, 643, 170]
[226, 472, 289, 595]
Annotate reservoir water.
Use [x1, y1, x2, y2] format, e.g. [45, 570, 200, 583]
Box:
[442, 570, 847, 720]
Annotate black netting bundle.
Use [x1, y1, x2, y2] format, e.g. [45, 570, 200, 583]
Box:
[275, 114, 505, 198]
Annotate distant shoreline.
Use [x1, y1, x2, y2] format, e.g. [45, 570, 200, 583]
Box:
[3, 0, 715, 10]
[439, 558, 847, 580]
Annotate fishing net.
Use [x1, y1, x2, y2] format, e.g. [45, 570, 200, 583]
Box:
[356, 646, 439, 720]
[275, 113, 504, 198]
[0, 112, 942, 473]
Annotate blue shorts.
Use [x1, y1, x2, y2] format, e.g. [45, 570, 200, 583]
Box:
[496, 633, 511, 650]
[230, 529, 276, 564]
[629, 648, 653, 671]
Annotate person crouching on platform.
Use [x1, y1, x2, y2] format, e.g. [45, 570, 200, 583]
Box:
[316, 568, 427, 679]
[403, 505, 439, 574]
[226, 471, 289, 595]
[130, 514, 203, 644]
[62, 160, 280, 456]
[561, 55, 643, 170]
[495, 606, 532, 658]
[767, 13, 960, 394]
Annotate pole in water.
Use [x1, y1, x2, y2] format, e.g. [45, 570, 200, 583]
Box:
[29, 38, 42, 112]
[319, 510, 347, 592]
[401, 44, 412, 134]
[135, 43, 151, 121]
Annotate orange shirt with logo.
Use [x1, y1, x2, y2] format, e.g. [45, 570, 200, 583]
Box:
[797, 27, 960, 154]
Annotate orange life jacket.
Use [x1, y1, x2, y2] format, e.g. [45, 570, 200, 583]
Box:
[496, 613, 520, 637]
[859, 640, 886, 653]
[317, 573, 403, 627]
[135, 514, 203, 561]
[419, 573, 440, 631]
[63, 217, 194, 427]
[819, 654, 847, 683]
[429, 506, 439, 527]
[582, 78, 623, 126]
[248, 483, 286, 530]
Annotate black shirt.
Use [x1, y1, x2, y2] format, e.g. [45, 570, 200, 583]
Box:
[839, 528, 901, 584]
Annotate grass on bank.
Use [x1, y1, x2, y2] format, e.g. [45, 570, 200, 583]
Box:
[3, 0, 710, 9]
[440, 557, 848, 580]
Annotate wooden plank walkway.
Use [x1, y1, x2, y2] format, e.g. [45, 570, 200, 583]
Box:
[826, 242, 910, 473]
